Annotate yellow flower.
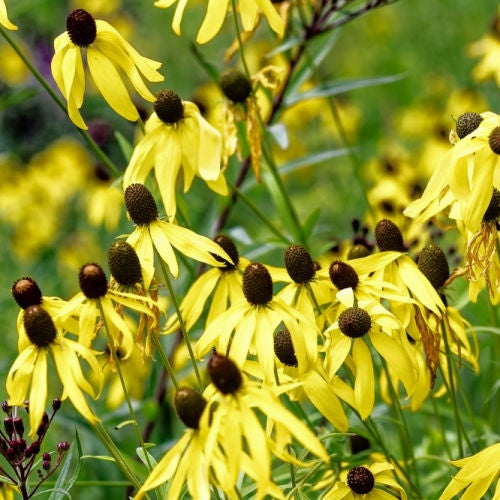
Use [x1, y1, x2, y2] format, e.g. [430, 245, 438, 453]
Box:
[0, 0, 16, 30]
[439, 442, 500, 500]
[134, 387, 235, 500]
[58, 263, 158, 360]
[51, 9, 163, 129]
[468, 10, 500, 88]
[203, 352, 328, 498]
[154, 0, 284, 44]
[164, 234, 249, 334]
[323, 462, 408, 500]
[123, 89, 227, 219]
[124, 183, 234, 287]
[324, 288, 416, 420]
[195, 262, 318, 382]
[6, 305, 103, 437]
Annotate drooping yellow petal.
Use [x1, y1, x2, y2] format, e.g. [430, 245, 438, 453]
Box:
[149, 221, 179, 278]
[196, 0, 230, 44]
[28, 350, 48, 437]
[0, 0, 17, 30]
[87, 46, 139, 122]
[127, 227, 155, 288]
[352, 338, 374, 419]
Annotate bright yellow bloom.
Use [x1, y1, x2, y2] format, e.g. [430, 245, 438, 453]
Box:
[164, 234, 249, 334]
[324, 288, 417, 419]
[124, 183, 234, 287]
[7, 305, 103, 437]
[51, 9, 163, 129]
[195, 262, 318, 382]
[439, 442, 500, 500]
[0, 0, 16, 30]
[123, 89, 226, 219]
[154, 0, 284, 44]
[203, 352, 329, 498]
[323, 462, 408, 500]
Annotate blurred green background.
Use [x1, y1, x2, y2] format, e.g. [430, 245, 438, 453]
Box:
[0, 0, 498, 497]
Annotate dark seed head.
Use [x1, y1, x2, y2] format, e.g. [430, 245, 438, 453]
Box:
[347, 466, 375, 494]
[417, 244, 450, 290]
[375, 219, 405, 252]
[108, 240, 142, 286]
[329, 261, 359, 290]
[208, 351, 242, 394]
[154, 89, 184, 125]
[174, 387, 207, 429]
[489, 127, 500, 155]
[347, 244, 371, 260]
[274, 330, 298, 367]
[220, 69, 252, 103]
[66, 9, 97, 47]
[212, 235, 239, 270]
[243, 263, 273, 306]
[338, 307, 371, 338]
[124, 183, 158, 225]
[455, 112, 483, 139]
[79, 263, 108, 299]
[483, 187, 500, 222]
[284, 244, 315, 284]
[12, 277, 43, 309]
[23, 305, 57, 348]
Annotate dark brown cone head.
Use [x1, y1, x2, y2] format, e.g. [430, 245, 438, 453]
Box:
[79, 263, 108, 299]
[483, 187, 500, 221]
[489, 127, 500, 155]
[108, 241, 142, 286]
[212, 234, 239, 270]
[174, 387, 207, 429]
[66, 9, 97, 47]
[208, 351, 242, 394]
[274, 330, 298, 367]
[220, 69, 252, 103]
[455, 112, 483, 139]
[329, 261, 359, 290]
[12, 277, 43, 309]
[124, 183, 158, 225]
[338, 307, 371, 338]
[243, 263, 273, 305]
[154, 90, 184, 125]
[375, 219, 405, 252]
[417, 243, 450, 290]
[347, 244, 371, 260]
[347, 466, 375, 495]
[23, 305, 57, 348]
[284, 244, 315, 284]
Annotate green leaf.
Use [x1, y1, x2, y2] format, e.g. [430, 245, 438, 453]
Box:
[48, 430, 83, 500]
[303, 208, 321, 242]
[190, 42, 221, 82]
[114, 419, 136, 430]
[115, 131, 134, 163]
[279, 148, 351, 174]
[285, 73, 406, 107]
[136, 446, 158, 468]
[0, 87, 38, 111]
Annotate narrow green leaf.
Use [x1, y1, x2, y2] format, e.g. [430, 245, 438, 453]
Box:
[136, 446, 158, 468]
[303, 208, 321, 241]
[115, 131, 134, 163]
[48, 430, 82, 500]
[114, 420, 136, 430]
[190, 42, 221, 82]
[285, 73, 406, 106]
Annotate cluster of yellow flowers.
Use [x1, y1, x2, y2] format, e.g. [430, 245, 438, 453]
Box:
[1, 0, 500, 498]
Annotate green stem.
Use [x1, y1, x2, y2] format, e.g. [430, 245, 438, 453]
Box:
[228, 181, 292, 244]
[0, 25, 120, 177]
[155, 250, 204, 391]
[91, 421, 144, 493]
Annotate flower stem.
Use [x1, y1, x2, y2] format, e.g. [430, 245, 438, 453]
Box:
[155, 250, 204, 391]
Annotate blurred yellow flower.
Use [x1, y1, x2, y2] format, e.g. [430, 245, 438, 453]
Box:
[51, 9, 163, 129]
[0, 0, 16, 30]
[439, 442, 500, 500]
[123, 89, 226, 219]
[154, 0, 284, 44]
